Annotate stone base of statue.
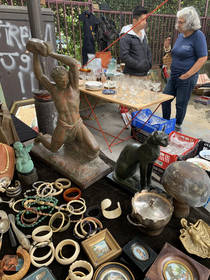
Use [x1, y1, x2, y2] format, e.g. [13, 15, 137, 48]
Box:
[107, 171, 141, 196]
[30, 136, 111, 189]
[17, 168, 39, 187]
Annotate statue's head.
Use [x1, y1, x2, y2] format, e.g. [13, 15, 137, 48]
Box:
[13, 141, 23, 151]
[149, 129, 169, 148]
[51, 66, 69, 90]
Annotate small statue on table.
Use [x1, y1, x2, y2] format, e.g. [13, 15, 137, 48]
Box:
[180, 218, 210, 258]
[113, 128, 169, 192]
[13, 142, 38, 186]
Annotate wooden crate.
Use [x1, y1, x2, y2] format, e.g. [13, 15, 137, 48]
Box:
[192, 88, 210, 96]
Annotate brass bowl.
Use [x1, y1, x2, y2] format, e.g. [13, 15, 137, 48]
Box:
[131, 190, 174, 236]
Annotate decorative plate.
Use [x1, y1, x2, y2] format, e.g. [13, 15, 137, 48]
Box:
[85, 81, 103, 88]
[199, 150, 210, 161]
[102, 89, 116, 95]
[186, 158, 210, 171]
[85, 85, 103, 91]
[104, 82, 116, 89]
[93, 262, 135, 280]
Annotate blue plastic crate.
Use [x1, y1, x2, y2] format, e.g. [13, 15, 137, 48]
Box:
[131, 109, 176, 134]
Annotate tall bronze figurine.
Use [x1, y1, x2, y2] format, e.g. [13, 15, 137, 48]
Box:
[26, 39, 110, 188]
[113, 128, 169, 191]
[27, 39, 99, 159]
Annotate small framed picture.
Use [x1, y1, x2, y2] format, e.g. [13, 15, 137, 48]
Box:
[121, 236, 157, 272]
[81, 229, 122, 269]
[145, 242, 210, 280]
[131, 244, 149, 261]
[163, 260, 193, 280]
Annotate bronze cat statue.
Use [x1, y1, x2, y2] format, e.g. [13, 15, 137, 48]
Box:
[113, 128, 169, 190]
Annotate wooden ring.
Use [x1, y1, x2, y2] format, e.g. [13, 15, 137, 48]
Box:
[63, 188, 82, 202]
[0, 246, 30, 280]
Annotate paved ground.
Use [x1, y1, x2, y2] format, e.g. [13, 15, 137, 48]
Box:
[80, 93, 210, 211]
[80, 92, 210, 162]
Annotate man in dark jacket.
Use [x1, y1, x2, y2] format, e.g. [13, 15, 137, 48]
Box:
[119, 5, 152, 77]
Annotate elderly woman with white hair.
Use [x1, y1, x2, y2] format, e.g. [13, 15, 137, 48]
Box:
[162, 6, 208, 132]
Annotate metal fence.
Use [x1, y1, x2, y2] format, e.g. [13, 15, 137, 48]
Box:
[1, 0, 210, 65]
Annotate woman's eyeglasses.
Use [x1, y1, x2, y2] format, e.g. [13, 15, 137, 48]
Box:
[177, 20, 186, 25]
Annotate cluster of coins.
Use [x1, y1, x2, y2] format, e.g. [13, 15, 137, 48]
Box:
[6, 180, 22, 197]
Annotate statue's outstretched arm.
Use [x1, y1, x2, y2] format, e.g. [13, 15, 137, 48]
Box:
[33, 53, 52, 93]
[48, 51, 79, 91]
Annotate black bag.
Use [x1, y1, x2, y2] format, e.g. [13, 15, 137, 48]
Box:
[96, 15, 118, 43]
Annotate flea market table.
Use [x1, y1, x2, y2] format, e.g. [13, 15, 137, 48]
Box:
[0, 155, 210, 280]
[79, 86, 174, 152]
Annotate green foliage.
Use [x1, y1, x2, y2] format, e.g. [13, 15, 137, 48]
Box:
[93, 0, 208, 16]
[2, 0, 210, 65]
[53, 4, 84, 62]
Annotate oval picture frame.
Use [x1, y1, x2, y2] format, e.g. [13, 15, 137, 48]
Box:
[131, 244, 149, 262]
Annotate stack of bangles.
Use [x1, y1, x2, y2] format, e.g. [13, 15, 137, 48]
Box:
[55, 239, 80, 265]
[30, 226, 55, 267]
[67, 260, 93, 280]
[164, 45, 171, 53]
[73, 217, 103, 239]
[65, 198, 87, 223]
[35, 178, 71, 197]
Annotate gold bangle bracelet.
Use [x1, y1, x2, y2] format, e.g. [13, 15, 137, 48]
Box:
[41, 183, 56, 197]
[12, 198, 24, 213]
[76, 198, 86, 211]
[49, 212, 65, 233]
[50, 182, 63, 196]
[67, 199, 86, 215]
[36, 182, 52, 197]
[55, 178, 71, 189]
[51, 212, 71, 232]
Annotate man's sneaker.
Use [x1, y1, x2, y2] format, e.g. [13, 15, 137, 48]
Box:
[175, 124, 182, 133]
